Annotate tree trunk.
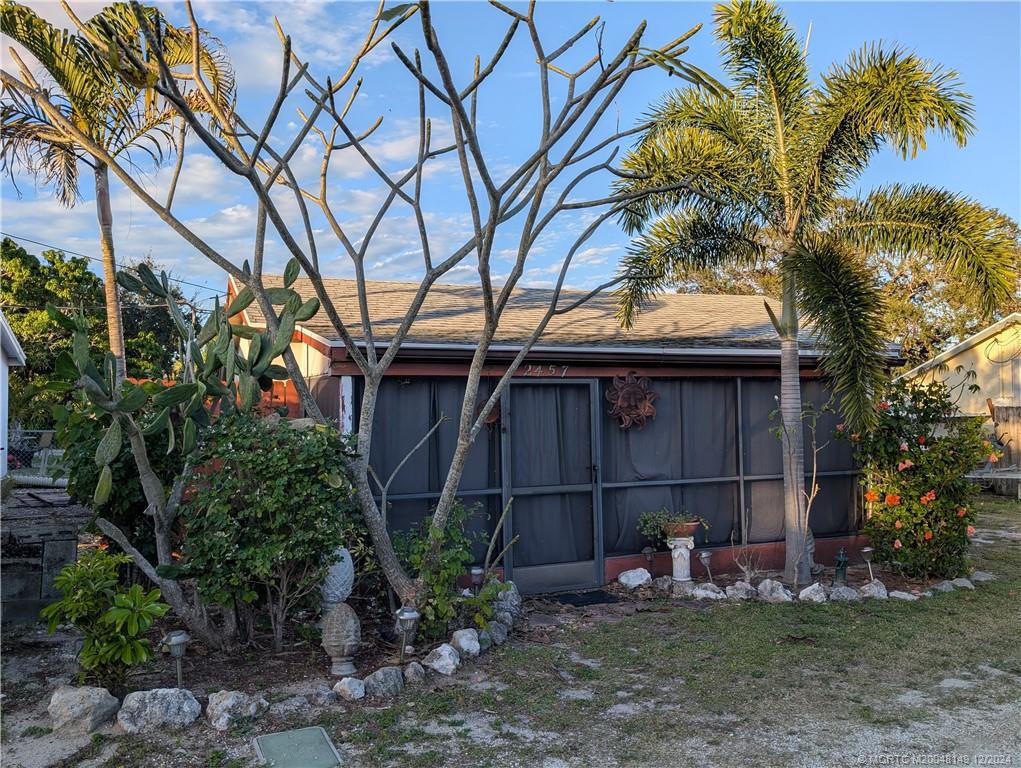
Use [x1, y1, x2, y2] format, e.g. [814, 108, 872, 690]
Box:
[779, 330, 812, 587]
[94, 162, 127, 384]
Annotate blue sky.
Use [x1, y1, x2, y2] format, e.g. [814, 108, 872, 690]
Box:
[2, 1, 1019, 306]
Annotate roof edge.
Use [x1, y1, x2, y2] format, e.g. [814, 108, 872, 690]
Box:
[0, 309, 27, 366]
[898, 313, 1021, 381]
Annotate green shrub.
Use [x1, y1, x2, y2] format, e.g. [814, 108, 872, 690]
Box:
[851, 379, 995, 579]
[41, 549, 168, 691]
[177, 412, 362, 651]
[393, 500, 508, 639]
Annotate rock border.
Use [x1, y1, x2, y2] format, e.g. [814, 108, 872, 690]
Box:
[615, 566, 997, 607]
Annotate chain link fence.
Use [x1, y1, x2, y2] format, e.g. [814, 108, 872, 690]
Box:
[6, 430, 67, 487]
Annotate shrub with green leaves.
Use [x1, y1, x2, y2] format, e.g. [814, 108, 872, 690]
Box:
[41, 549, 168, 691]
[394, 500, 507, 639]
[851, 379, 994, 579]
[177, 412, 361, 651]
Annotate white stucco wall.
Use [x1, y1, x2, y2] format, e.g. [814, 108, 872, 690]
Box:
[904, 320, 1021, 417]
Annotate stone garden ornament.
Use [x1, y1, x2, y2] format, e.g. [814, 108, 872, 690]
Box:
[321, 547, 355, 608]
[320, 546, 360, 676]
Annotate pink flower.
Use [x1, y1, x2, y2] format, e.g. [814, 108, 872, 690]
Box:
[835, 423, 845, 433]
[897, 459, 914, 472]
[893, 539, 903, 549]
[878, 401, 891, 411]
[900, 442, 909, 452]
[967, 525, 976, 536]
[989, 454, 1000, 463]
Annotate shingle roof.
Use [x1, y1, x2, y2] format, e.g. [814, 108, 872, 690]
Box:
[238, 276, 818, 351]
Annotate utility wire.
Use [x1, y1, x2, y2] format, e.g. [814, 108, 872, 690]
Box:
[0, 231, 225, 299]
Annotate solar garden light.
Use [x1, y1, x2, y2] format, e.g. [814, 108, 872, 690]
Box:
[860, 547, 875, 581]
[698, 550, 713, 583]
[470, 566, 485, 596]
[396, 606, 420, 664]
[834, 548, 849, 586]
[162, 630, 190, 689]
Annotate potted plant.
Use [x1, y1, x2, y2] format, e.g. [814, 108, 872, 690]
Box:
[637, 507, 707, 547]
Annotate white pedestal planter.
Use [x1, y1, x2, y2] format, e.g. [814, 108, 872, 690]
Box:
[667, 536, 695, 582]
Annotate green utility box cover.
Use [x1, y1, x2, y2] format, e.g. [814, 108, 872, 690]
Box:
[254, 726, 342, 767]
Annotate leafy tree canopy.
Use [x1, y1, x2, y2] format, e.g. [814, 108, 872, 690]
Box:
[0, 237, 191, 426]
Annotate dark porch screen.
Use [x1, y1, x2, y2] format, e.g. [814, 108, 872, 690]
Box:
[601, 379, 739, 554]
[509, 384, 594, 567]
[363, 378, 501, 561]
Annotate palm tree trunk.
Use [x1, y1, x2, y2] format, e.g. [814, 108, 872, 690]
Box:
[779, 272, 812, 586]
[94, 162, 126, 384]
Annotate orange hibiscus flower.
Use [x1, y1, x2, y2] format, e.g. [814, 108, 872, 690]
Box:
[865, 489, 880, 503]
[885, 494, 901, 506]
[923, 530, 933, 541]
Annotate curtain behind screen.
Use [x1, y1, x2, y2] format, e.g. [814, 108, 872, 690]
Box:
[509, 384, 594, 567]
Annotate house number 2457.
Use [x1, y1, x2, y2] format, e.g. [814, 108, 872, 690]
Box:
[520, 364, 570, 378]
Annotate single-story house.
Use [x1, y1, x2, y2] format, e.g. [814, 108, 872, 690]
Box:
[899, 313, 1021, 418]
[1, 309, 27, 479]
[232, 276, 870, 593]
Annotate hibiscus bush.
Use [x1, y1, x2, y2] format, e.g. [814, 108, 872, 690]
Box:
[850, 379, 999, 579]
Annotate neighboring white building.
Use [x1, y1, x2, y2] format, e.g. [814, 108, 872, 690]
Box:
[1, 309, 27, 478]
[899, 313, 1021, 418]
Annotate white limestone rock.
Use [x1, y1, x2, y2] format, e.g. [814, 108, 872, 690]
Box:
[970, 571, 996, 583]
[404, 662, 426, 685]
[618, 568, 652, 589]
[859, 580, 888, 600]
[117, 689, 201, 733]
[889, 590, 918, 601]
[950, 578, 975, 590]
[725, 581, 758, 600]
[48, 686, 119, 734]
[757, 579, 793, 603]
[363, 666, 404, 698]
[423, 643, 460, 676]
[692, 583, 727, 601]
[829, 586, 862, 602]
[451, 628, 481, 658]
[206, 690, 268, 731]
[488, 621, 508, 646]
[333, 677, 365, 701]
[798, 583, 828, 603]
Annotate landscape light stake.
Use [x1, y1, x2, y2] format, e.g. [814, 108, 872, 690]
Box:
[163, 630, 190, 689]
[860, 547, 875, 581]
[470, 566, 484, 596]
[698, 550, 713, 583]
[396, 606, 420, 664]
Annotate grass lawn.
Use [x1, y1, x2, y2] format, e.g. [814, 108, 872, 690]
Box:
[3, 496, 1017, 768]
[330, 495, 1021, 768]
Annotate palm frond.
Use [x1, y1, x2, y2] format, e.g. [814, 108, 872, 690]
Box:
[789, 233, 886, 429]
[0, 87, 83, 204]
[615, 207, 766, 327]
[713, 0, 809, 147]
[833, 184, 1017, 317]
[1, 1, 109, 123]
[796, 44, 974, 222]
[617, 120, 761, 235]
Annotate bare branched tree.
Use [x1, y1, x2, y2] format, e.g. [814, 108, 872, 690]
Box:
[1, 0, 712, 606]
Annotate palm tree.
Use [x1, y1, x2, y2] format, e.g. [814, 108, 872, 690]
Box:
[615, 0, 1017, 585]
[1, 1, 234, 382]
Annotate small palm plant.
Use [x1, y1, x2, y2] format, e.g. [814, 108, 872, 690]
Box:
[615, 0, 1017, 584]
[1, 1, 234, 381]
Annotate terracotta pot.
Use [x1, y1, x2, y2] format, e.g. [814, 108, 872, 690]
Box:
[663, 520, 699, 539]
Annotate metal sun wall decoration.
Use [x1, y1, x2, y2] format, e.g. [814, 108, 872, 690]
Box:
[605, 371, 659, 429]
